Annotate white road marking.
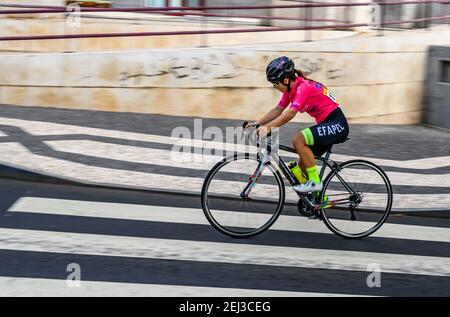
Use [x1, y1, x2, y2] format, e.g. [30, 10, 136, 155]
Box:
[0, 228, 449, 276]
[0, 277, 367, 297]
[8, 197, 450, 243]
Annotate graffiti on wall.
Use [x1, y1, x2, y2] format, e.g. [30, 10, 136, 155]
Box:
[117, 52, 342, 87]
[294, 57, 342, 80]
[118, 52, 241, 87]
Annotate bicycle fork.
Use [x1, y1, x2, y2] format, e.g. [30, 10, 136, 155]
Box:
[240, 162, 267, 199]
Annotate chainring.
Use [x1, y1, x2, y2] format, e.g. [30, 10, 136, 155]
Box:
[297, 196, 315, 217]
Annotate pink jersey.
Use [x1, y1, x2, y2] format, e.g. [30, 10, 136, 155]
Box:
[277, 76, 339, 124]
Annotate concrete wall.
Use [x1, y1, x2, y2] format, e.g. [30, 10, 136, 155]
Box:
[2, 27, 450, 124]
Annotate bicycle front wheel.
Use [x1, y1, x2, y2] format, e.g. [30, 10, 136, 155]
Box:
[320, 160, 393, 239]
[201, 154, 285, 238]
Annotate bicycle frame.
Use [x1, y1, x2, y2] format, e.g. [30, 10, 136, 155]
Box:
[241, 136, 360, 211]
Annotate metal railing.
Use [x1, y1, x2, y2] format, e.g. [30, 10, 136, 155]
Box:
[0, 1, 449, 44]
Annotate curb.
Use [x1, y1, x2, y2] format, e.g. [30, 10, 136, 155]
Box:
[1, 161, 449, 219]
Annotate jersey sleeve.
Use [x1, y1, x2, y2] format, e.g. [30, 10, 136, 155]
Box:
[289, 84, 310, 113]
[277, 93, 290, 109]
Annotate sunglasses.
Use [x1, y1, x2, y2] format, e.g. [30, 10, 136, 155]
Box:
[271, 80, 288, 88]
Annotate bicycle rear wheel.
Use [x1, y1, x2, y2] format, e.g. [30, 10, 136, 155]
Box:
[320, 160, 393, 239]
[201, 154, 285, 238]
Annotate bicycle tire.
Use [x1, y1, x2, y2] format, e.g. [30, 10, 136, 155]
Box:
[320, 159, 393, 239]
[201, 153, 286, 238]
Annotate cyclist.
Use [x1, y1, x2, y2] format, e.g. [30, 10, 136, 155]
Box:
[245, 56, 349, 193]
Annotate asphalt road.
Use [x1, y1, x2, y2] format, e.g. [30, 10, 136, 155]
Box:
[0, 178, 449, 297]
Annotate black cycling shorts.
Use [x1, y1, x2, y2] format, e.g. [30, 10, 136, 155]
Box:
[301, 107, 349, 156]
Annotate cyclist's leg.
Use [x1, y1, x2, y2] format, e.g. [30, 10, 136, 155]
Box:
[298, 146, 327, 177]
[292, 131, 323, 192]
[293, 132, 315, 170]
[296, 143, 326, 180]
[293, 109, 348, 191]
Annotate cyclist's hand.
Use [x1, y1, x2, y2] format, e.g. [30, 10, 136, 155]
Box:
[256, 126, 271, 138]
[243, 121, 256, 130]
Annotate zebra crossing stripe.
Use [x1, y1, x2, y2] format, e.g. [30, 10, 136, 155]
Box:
[0, 277, 368, 297]
[8, 197, 450, 243]
[0, 227, 449, 276]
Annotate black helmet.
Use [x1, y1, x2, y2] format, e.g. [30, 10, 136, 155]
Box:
[266, 56, 295, 83]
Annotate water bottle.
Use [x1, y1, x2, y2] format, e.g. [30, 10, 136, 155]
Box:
[288, 161, 307, 184]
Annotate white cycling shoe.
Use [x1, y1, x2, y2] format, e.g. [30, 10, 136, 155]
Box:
[293, 180, 323, 193]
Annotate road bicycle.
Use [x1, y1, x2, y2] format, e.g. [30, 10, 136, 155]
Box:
[201, 122, 393, 239]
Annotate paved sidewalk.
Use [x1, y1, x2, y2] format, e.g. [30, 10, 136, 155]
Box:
[0, 104, 449, 212]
